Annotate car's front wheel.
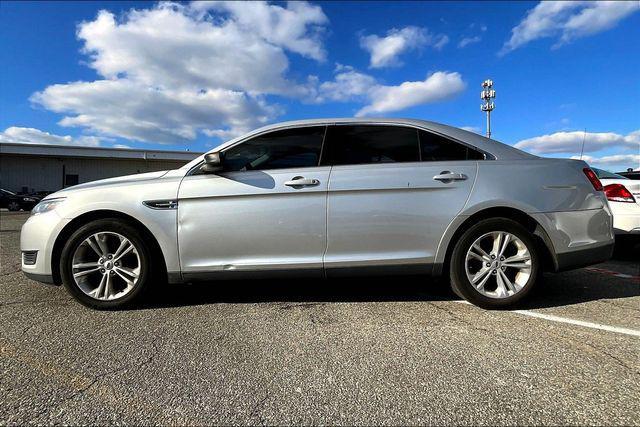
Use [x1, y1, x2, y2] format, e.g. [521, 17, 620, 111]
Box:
[60, 219, 151, 309]
[449, 218, 540, 309]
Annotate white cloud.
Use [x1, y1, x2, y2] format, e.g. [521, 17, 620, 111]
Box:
[312, 67, 466, 116]
[515, 129, 640, 154]
[500, 1, 639, 55]
[0, 126, 103, 147]
[30, 1, 328, 144]
[315, 65, 377, 102]
[191, 1, 328, 61]
[573, 154, 640, 171]
[356, 71, 466, 116]
[360, 26, 448, 68]
[32, 80, 279, 144]
[433, 34, 449, 50]
[458, 35, 481, 48]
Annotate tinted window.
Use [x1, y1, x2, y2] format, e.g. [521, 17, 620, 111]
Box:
[419, 130, 484, 161]
[222, 126, 325, 172]
[321, 125, 419, 166]
[592, 168, 627, 180]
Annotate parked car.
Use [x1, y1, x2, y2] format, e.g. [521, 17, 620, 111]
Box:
[616, 169, 640, 180]
[21, 118, 614, 309]
[592, 168, 640, 235]
[1, 188, 40, 211]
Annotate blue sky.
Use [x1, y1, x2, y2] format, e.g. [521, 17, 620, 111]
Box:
[1, 1, 639, 170]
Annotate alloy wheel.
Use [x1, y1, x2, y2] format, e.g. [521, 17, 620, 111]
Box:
[464, 231, 532, 299]
[71, 231, 141, 300]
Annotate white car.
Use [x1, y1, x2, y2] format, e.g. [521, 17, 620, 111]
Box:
[592, 168, 640, 235]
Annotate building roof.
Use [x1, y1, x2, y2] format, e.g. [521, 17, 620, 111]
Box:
[0, 142, 202, 162]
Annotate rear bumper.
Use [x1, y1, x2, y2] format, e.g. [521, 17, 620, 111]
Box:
[531, 208, 615, 272]
[555, 242, 614, 271]
[613, 214, 640, 234]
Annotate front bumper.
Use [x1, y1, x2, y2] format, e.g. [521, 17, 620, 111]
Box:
[20, 211, 70, 284]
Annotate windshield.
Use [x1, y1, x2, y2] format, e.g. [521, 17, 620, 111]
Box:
[592, 168, 627, 180]
[1, 189, 16, 195]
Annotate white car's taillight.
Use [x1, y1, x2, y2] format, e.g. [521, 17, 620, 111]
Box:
[582, 168, 603, 191]
[603, 183, 636, 203]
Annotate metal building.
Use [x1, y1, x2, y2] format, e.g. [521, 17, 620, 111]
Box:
[0, 143, 201, 194]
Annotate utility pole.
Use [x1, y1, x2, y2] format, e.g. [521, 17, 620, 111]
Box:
[481, 79, 495, 139]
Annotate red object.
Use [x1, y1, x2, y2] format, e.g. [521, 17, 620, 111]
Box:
[583, 168, 603, 191]
[604, 183, 636, 203]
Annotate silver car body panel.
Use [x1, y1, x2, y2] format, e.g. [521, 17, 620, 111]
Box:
[324, 161, 477, 273]
[20, 118, 614, 282]
[178, 166, 331, 276]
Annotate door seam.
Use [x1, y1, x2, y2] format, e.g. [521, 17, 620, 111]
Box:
[321, 166, 333, 279]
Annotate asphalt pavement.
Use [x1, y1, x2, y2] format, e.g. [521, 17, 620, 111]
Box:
[1, 211, 639, 425]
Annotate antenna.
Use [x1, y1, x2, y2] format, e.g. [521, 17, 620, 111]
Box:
[579, 128, 586, 160]
[480, 79, 495, 139]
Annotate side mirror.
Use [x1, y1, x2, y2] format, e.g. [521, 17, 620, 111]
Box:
[201, 152, 223, 173]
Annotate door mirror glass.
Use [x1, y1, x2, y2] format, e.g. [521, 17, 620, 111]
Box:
[201, 152, 223, 173]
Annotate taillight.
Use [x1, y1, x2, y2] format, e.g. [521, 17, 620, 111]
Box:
[582, 168, 603, 191]
[604, 184, 636, 203]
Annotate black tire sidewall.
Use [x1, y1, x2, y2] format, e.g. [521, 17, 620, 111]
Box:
[450, 218, 540, 309]
[60, 219, 151, 309]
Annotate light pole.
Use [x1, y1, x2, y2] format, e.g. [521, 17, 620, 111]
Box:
[481, 79, 495, 139]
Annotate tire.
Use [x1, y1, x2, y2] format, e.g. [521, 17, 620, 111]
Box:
[60, 218, 152, 309]
[449, 218, 540, 309]
[7, 202, 20, 211]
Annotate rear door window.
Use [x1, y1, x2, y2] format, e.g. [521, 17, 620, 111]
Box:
[321, 125, 419, 166]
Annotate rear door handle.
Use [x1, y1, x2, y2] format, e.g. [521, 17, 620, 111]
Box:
[433, 171, 468, 182]
[284, 176, 320, 187]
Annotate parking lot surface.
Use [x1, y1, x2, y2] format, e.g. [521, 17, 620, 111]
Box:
[1, 211, 639, 425]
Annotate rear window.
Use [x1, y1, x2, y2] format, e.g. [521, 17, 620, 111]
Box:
[321, 125, 419, 166]
[418, 130, 485, 161]
[592, 168, 628, 180]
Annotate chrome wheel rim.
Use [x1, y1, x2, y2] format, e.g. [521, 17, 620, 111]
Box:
[71, 232, 141, 301]
[465, 231, 532, 299]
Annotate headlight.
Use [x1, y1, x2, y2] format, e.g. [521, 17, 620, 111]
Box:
[31, 198, 66, 215]
[22, 197, 36, 202]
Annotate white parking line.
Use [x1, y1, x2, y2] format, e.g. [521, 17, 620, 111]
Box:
[455, 301, 640, 338]
[511, 309, 640, 337]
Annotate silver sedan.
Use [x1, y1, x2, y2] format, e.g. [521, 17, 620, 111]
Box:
[21, 118, 615, 309]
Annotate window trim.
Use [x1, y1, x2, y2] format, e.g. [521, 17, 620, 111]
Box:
[187, 121, 493, 176]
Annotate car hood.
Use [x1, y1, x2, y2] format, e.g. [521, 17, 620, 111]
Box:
[48, 170, 170, 198]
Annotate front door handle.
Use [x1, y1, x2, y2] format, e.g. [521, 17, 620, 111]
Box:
[433, 171, 468, 182]
[284, 176, 320, 187]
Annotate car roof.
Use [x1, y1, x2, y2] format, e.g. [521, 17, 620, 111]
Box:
[225, 118, 535, 159]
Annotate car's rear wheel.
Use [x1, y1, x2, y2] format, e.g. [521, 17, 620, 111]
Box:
[450, 218, 540, 309]
[60, 219, 151, 309]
